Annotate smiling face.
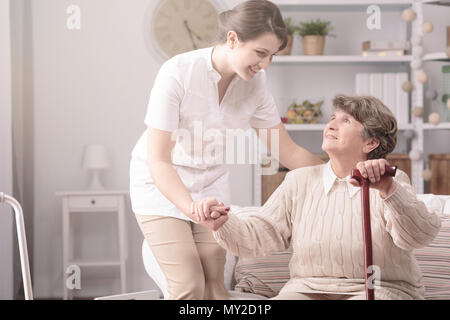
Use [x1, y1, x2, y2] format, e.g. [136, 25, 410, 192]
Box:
[227, 31, 282, 81]
[321, 109, 371, 161]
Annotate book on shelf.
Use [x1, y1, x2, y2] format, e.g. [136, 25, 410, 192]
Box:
[369, 73, 383, 102]
[447, 26, 449, 47]
[383, 73, 397, 118]
[395, 73, 409, 125]
[355, 72, 409, 125]
[362, 40, 410, 51]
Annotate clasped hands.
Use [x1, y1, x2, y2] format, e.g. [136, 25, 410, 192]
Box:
[190, 197, 230, 231]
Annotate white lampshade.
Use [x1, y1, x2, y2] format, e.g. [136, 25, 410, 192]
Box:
[82, 144, 110, 170]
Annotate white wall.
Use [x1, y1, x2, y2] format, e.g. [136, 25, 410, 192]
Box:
[11, 0, 450, 299]
[25, 0, 244, 299]
[0, 0, 14, 300]
[29, 0, 161, 298]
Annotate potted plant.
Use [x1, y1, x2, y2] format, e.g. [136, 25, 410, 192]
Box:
[277, 18, 297, 56]
[297, 19, 335, 55]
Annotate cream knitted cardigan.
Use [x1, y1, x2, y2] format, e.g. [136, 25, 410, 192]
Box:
[213, 163, 442, 299]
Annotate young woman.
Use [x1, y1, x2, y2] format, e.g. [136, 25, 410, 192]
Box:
[129, 0, 322, 300]
[210, 95, 442, 300]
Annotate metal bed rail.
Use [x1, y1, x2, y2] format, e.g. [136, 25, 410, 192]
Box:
[0, 192, 33, 300]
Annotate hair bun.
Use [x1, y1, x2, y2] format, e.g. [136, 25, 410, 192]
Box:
[215, 1, 287, 51]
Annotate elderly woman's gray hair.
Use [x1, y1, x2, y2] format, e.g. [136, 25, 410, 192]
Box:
[332, 95, 398, 160]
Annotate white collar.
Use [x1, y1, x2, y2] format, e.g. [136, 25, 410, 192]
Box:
[206, 46, 222, 82]
[323, 161, 360, 198]
[206, 46, 241, 86]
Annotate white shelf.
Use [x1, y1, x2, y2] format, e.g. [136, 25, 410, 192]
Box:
[421, 0, 450, 6]
[70, 261, 121, 267]
[59, 191, 128, 299]
[422, 122, 450, 130]
[423, 52, 450, 62]
[273, 52, 449, 64]
[273, 55, 412, 64]
[276, 0, 412, 11]
[285, 123, 414, 131]
[276, 0, 450, 8]
[285, 124, 326, 131]
[278, 0, 412, 3]
[56, 190, 128, 196]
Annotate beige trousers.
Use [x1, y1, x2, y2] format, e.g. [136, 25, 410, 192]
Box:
[135, 215, 229, 300]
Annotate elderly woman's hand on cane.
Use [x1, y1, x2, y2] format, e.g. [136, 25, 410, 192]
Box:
[349, 159, 397, 198]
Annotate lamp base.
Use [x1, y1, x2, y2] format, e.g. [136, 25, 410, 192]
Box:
[87, 170, 105, 191]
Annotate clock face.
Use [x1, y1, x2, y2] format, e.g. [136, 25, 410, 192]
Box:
[151, 0, 220, 59]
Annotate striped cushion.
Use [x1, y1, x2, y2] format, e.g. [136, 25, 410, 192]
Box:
[234, 249, 292, 298]
[414, 216, 450, 300]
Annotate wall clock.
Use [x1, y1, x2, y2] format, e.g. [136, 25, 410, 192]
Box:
[143, 0, 227, 61]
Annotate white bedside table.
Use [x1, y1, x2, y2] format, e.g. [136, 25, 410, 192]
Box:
[56, 190, 128, 300]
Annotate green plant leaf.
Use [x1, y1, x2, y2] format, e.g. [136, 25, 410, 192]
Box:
[297, 19, 334, 37]
[283, 17, 298, 35]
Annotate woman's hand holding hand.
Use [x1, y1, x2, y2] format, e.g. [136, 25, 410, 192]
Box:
[190, 197, 229, 221]
[349, 159, 396, 198]
[198, 213, 229, 231]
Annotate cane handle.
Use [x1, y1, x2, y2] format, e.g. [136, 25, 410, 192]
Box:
[351, 165, 397, 185]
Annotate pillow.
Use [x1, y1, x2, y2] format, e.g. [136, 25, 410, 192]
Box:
[414, 215, 450, 300]
[416, 194, 450, 215]
[224, 252, 238, 291]
[234, 248, 292, 298]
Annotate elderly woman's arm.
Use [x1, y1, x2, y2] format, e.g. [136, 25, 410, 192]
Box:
[213, 172, 296, 258]
[382, 170, 441, 250]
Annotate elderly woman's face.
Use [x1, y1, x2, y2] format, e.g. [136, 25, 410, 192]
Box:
[322, 109, 367, 158]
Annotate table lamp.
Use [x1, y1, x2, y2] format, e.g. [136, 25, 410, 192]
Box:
[82, 144, 110, 190]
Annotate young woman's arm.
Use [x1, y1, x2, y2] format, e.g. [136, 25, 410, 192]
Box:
[147, 127, 229, 223]
[254, 122, 324, 170]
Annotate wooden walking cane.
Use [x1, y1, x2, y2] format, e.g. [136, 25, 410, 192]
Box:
[351, 165, 397, 300]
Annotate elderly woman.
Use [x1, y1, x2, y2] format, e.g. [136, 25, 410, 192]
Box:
[208, 95, 441, 300]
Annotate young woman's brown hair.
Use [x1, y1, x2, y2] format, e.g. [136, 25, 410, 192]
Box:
[216, 0, 288, 52]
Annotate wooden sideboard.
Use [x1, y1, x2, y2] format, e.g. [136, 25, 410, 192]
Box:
[429, 154, 450, 195]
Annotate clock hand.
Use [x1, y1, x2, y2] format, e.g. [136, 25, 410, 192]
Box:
[191, 30, 203, 41]
[184, 20, 204, 42]
[183, 20, 198, 50]
[186, 24, 203, 42]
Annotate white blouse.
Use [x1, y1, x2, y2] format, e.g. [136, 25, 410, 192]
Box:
[130, 46, 281, 220]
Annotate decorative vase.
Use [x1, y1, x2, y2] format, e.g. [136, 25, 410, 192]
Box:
[278, 34, 293, 56]
[302, 35, 325, 55]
